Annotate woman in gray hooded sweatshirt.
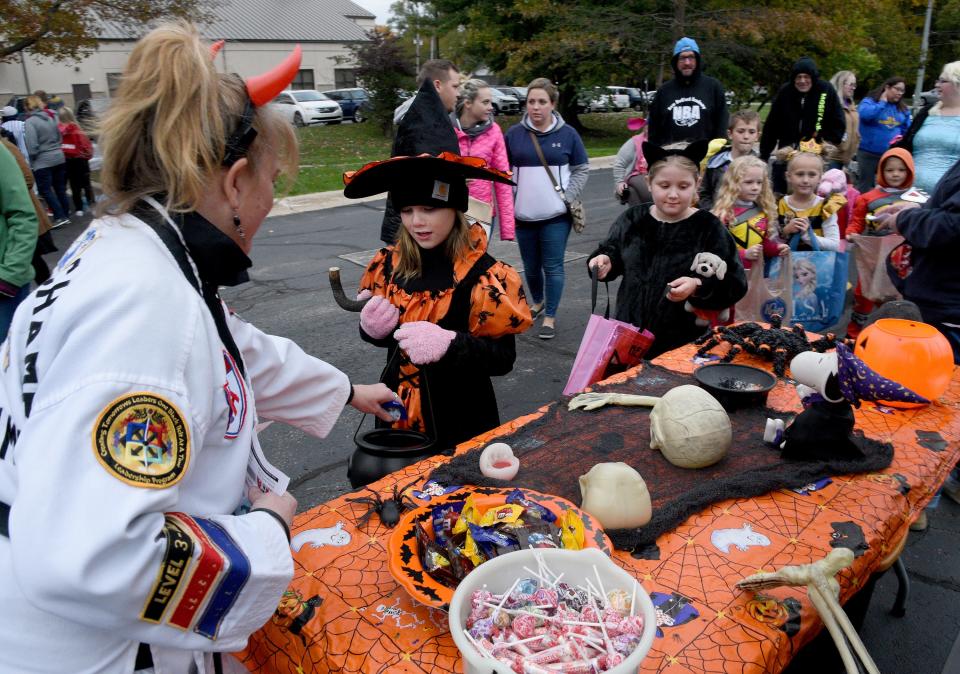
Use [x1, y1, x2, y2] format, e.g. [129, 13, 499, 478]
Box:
[24, 95, 70, 226]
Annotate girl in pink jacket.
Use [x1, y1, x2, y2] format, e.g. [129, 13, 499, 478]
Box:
[453, 79, 516, 241]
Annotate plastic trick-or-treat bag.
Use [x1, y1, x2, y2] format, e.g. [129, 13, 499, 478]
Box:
[563, 267, 654, 396]
[766, 233, 849, 333]
[736, 251, 793, 324]
[849, 233, 904, 303]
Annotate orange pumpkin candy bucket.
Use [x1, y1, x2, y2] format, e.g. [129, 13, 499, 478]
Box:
[854, 319, 955, 407]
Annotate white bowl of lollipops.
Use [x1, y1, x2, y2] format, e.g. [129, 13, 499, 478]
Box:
[448, 547, 657, 674]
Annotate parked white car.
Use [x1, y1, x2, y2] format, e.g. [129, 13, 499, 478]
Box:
[490, 88, 520, 115]
[272, 90, 343, 126]
[604, 87, 632, 111]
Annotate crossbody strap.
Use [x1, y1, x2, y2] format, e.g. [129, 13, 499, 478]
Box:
[133, 199, 248, 379]
[528, 131, 564, 197]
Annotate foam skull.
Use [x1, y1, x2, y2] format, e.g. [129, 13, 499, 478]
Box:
[649, 385, 731, 468]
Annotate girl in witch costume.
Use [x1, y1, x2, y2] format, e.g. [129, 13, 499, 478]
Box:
[0, 24, 397, 674]
[346, 152, 533, 451]
[588, 141, 747, 359]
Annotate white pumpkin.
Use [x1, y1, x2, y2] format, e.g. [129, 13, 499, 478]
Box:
[578, 462, 652, 529]
[649, 385, 731, 468]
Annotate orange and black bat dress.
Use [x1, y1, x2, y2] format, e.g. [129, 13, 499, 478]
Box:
[359, 225, 532, 450]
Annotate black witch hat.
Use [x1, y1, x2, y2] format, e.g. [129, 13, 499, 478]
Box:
[343, 79, 512, 212]
[392, 78, 459, 157]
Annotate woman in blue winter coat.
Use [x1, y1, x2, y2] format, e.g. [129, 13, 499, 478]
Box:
[856, 77, 911, 192]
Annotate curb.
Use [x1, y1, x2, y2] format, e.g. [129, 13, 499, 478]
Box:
[268, 155, 617, 218]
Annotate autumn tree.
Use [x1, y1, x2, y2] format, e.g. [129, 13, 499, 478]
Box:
[433, 0, 929, 123]
[2, 0, 215, 62]
[339, 27, 416, 135]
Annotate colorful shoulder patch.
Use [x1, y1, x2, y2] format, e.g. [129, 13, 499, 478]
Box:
[93, 393, 190, 488]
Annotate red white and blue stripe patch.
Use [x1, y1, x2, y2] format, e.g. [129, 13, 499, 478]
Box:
[222, 350, 247, 439]
[165, 513, 226, 631]
[192, 518, 251, 639]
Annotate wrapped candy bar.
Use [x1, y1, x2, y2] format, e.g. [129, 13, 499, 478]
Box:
[431, 501, 464, 547]
[506, 489, 557, 522]
[558, 509, 585, 550]
[477, 503, 525, 527]
[513, 521, 562, 550]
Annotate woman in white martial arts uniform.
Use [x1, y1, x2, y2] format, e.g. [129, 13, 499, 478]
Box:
[0, 22, 396, 674]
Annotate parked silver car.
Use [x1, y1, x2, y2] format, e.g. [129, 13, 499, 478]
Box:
[489, 88, 520, 115]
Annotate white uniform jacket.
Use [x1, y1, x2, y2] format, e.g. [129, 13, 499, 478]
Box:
[0, 209, 350, 673]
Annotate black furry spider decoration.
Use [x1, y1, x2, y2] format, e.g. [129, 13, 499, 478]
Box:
[694, 315, 837, 376]
[346, 477, 420, 528]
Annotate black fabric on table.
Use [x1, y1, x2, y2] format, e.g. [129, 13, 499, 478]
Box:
[427, 363, 893, 550]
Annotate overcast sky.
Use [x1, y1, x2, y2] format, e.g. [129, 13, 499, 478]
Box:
[358, 0, 395, 25]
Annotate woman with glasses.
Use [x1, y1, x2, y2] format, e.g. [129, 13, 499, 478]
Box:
[896, 62, 960, 193]
[856, 76, 911, 192]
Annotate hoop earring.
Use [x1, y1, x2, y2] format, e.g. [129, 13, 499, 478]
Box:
[233, 212, 246, 241]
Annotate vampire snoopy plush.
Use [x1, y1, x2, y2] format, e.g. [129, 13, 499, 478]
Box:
[772, 343, 928, 461]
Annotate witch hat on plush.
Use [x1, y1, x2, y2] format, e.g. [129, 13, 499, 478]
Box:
[790, 343, 929, 408]
[835, 342, 929, 406]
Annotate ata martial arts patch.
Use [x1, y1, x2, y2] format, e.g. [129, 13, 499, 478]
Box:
[93, 393, 190, 488]
[222, 350, 247, 440]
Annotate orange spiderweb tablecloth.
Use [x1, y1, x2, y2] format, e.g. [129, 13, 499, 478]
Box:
[239, 343, 960, 674]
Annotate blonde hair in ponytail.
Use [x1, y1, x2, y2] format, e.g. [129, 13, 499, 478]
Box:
[98, 21, 297, 216]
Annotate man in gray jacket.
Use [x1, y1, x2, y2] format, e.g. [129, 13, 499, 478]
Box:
[24, 96, 70, 226]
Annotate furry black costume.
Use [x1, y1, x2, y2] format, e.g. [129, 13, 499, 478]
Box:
[589, 204, 747, 358]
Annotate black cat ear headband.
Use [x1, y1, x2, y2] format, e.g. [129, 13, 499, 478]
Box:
[641, 139, 710, 170]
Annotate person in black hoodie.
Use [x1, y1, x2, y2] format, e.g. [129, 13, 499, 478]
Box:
[760, 57, 846, 193]
[647, 37, 728, 146]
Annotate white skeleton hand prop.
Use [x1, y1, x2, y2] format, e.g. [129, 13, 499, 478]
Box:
[568, 392, 661, 411]
[736, 548, 879, 674]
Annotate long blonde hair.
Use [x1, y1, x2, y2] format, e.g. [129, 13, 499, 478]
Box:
[712, 155, 777, 227]
[394, 211, 475, 282]
[98, 22, 297, 216]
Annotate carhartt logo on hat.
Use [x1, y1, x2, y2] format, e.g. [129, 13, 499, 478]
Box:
[431, 180, 450, 201]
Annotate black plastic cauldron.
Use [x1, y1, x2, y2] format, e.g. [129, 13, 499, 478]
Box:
[346, 428, 437, 488]
[694, 363, 776, 411]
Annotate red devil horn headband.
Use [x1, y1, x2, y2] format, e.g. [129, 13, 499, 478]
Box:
[246, 45, 302, 105]
[211, 41, 302, 165]
[208, 40, 302, 106]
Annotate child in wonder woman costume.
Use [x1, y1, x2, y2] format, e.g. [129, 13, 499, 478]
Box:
[711, 155, 790, 269]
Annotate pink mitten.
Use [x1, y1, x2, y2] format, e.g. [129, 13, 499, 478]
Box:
[393, 321, 456, 364]
[360, 294, 400, 340]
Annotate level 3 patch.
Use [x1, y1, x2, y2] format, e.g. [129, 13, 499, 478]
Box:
[93, 393, 190, 488]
